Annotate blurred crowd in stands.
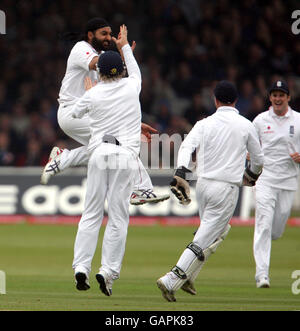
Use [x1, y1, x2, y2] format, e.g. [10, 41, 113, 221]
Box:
[0, 0, 300, 166]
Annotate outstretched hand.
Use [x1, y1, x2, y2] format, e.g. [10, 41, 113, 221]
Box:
[290, 152, 300, 163]
[112, 24, 129, 50]
[112, 25, 136, 61]
[141, 123, 158, 143]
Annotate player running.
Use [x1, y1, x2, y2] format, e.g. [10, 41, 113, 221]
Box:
[252, 80, 300, 288]
[157, 81, 264, 302]
[40, 17, 169, 205]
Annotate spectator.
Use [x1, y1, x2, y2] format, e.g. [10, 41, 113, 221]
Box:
[236, 79, 255, 117]
[246, 94, 266, 122]
[171, 61, 201, 98]
[270, 45, 290, 74]
[0, 132, 14, 166]
[17, 138, 47, 166]
[184, 93, 211, 125]
[10, 102, 30, 138]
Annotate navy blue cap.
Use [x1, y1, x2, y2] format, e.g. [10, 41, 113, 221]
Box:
[214, 80, 238, 104]
[269, 80, 289, 95]
[97, 51, 124, 77]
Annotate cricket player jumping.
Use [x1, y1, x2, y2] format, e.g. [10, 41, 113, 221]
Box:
[40, 17, 169, 205]
[157, 81, 264, 302]
[72, 25, 142, 294]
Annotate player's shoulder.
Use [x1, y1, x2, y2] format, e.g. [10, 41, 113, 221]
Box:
[237, 112, 252, 123]
[252, 109, 270, 123]
[195, 116, 209, 127]
[236, 113, 257, 132]
[291, 108, 300, 118]
[71, 41, 94, 55]
[88, 83, 107, 100]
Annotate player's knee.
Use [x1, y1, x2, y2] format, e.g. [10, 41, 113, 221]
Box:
[271, 231, 282, 240]
[58, 118, 73, 135]
[256, 217, 272, 233]
[271, 226, 285, 240]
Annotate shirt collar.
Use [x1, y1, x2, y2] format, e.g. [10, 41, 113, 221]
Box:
[216, 106, 239, 114]
[83, 40, 99, 54]
[269, 106, 292, 118]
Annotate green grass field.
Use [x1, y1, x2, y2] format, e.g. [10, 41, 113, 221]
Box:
[0, 223, 299, 311]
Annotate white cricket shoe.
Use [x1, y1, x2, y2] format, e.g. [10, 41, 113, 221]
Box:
[40, 146, 63, 185]
[256, 277, 270, 288]
[130, 189, 170, 205]
[96, 271, 113, 296]
[156, 277, 176, 302]
[75, 272, 90, 291]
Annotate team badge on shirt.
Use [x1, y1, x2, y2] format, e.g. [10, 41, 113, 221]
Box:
[263, 125, 274, 134]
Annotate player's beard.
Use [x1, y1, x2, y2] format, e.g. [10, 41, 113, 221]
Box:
[91, 37, 110, 52]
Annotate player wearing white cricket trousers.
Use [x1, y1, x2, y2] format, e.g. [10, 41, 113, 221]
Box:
[71, 25, 141, 295]
[157, 81, 264, 302]
[252, 80, 300, 288]
[41, 18, 169, 205]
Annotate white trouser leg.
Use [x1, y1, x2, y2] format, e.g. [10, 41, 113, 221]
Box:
[58, 105, 91, 145]
[57, 105, 91, 170]
[254, 184, 295, 280]
[193, 180, 238, 247]
[133, 157, 153, 191]
[59, 146, 90, 171]
[72, 150, 107, 275]
[253, 184, 276, 280]
[272, 190, 295, 240]
[100, 151, 135, 279]
[169, 179, 239, 291]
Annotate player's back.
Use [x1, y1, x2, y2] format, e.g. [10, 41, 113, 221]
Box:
[87, 78, 141, 156]
[196, 106, 258, 185]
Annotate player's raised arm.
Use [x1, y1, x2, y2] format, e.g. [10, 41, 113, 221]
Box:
[114, 27, 136, 59]
[113, 25, 141, 88]
[112, 25, 128, 47]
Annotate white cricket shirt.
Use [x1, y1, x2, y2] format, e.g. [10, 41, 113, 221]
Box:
[58, 41, 99, 105]
[177, 106, 264, 186]
[71, 44, 141, 156]
[253, 106, 300, 190]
